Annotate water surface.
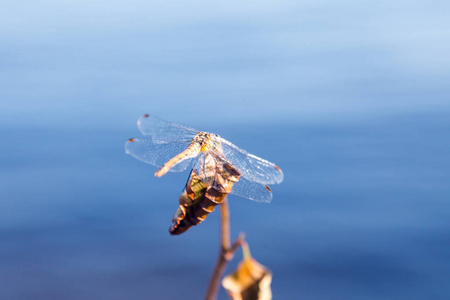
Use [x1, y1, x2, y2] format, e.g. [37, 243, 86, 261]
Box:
[1, 1, 450, 299]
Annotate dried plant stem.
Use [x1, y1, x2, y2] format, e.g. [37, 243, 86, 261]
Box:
[204, 198, 244, 300]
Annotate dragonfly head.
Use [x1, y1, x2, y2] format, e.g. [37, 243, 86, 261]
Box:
[196, 132, 222, 152]
[209, 133, 223, 153]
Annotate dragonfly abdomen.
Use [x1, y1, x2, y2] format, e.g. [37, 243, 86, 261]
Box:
[155, 143, 201, 177]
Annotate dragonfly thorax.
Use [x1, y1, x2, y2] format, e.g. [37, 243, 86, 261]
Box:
[193, 132, 222, 153]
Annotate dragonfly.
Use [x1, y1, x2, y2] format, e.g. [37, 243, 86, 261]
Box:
[125, 114, 284, 202]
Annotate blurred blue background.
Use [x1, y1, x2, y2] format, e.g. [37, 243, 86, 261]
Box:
[1, 1, 450, 299]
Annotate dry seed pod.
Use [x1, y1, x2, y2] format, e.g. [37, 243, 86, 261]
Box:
[222, 243, 272, 300]
[169, 152, 240, 235]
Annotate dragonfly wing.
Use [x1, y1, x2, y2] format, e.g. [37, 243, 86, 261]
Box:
[125, 138, 195, 172]
[137, 114, 198, 142]
[191, 152, 219, 184]
[219, 138, 284, 185]
[191, 152, 208, 178]
[230, 177, 273, 203]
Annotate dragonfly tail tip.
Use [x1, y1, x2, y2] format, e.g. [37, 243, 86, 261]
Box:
[154, 169, 165, 177]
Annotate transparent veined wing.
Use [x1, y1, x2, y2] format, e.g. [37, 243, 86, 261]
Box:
[137, 114, 198, 142]
[191, 152, 205, 176]
[208, 152, 273, 202]
[219, 138, 284, 185]
[230, 176, 273, 203]
[190, 152, 216, 186]
[125, 138, 197, 172]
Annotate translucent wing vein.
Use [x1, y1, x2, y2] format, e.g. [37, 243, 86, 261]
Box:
[125, 138, 194, 172]
[220, 138, 284, 185]
[137, 114, 197, 142]
[210, 152, 274, 203]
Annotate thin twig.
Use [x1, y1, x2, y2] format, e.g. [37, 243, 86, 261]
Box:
[221, 197, 231, 251]
[204, 198, 244, 300]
